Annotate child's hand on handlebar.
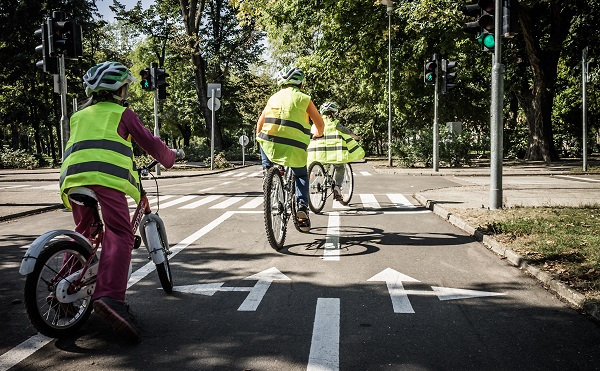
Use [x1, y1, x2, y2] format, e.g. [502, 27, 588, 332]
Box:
[172, 148, 185, 159]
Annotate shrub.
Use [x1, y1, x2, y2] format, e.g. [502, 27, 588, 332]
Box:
[0, 148, 40, 169]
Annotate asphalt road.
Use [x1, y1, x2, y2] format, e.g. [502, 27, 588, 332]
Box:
[1, 162, 599, 370]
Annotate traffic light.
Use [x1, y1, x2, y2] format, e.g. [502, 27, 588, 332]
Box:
[461, 0, 495, 53]
[441, 59, 457, 94]
[34, 18, 58, 74]
[140, 68, 153, 91]
[154, 68, 169, 100]
[50, 11, 83, 60]
[423, 59, 437, 85]
[502, 0, 518, 37]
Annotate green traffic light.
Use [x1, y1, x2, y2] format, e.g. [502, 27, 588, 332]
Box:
[478, 33, 495, 49]
[426, 74, 434, 82]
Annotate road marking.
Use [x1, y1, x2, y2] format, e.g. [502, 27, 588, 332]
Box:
[234, 172, 248, 177]
[0, 334, 52, 371]
[172, 267, 291, 311]
[159, 195, 198, 209]
[387, 193, 416, 208]
[307, 298, 340, 371]
[368, 268, 506, 313]
[359, 194, 380, 209]
[209, 196, 245, 209]
[331, 199, 350, 209]
[197, 186, 215, 192]
[557, 175, 600, 183]
[179, 194, 222, 209]
[323, 212, 340, 261]
[240, 196, 263, 209]
[368, 268, 420, 313]
[360, 171, 372, 176]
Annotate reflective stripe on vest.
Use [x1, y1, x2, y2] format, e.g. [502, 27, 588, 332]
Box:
[257, 87, 311, 168]
[59, 102, 140, 209]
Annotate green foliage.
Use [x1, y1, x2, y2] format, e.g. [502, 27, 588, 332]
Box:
[207, 152, 233, 169]
[0, 147, 40, 169]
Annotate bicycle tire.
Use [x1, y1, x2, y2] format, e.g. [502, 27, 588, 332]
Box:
[144, 223, 173, 293]
[23, 240, 94, 338]
[308, 161, 326, 214]
[338, 163, 354, 205]
[263, 167, 287, 250]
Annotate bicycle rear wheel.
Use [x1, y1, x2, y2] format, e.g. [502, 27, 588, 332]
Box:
[337, 163, 354, 205]
[23, 240, 94, 338]
[144, 222, 173, 293]
[308, 161, 326, 214]
[263, 167, 287, 250]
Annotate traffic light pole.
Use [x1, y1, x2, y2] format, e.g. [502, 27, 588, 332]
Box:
[433, 55, 440, 172]
[58, 54, 69, 160]
[152, 63, 161, 175]
[583, 47, 588, 172]
[489, 0, 504, 209]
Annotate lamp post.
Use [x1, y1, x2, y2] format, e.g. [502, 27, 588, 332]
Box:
[380, 0, 394, 167]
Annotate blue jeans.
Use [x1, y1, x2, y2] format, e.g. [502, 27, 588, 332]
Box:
[260, 146, 309, 207]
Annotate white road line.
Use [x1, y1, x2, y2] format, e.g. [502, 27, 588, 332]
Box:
[234, 172, 248, 177]
[158, 195, 198, 209]
[387, 194, 416, 208]
[558, 175, 600, 183]
[1, 185, 28, 189]
[249, 171, 263, 177]
[359, 194, 380, 209]
[197, 186, 215, 192]
[360, 171, 372, 176]
[331, 199, 350, 209]
[209, 196, 245, 209]
[240, 196, 263, 209]
[219, 172, 231, 177]
[323, 212, 340, 261]
[179, 195, 222, 209]
[307, 298, 340, 371]
[0, 334, 52, 371]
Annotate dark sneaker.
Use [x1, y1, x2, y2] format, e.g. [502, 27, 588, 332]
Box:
[296, 204, 311, 232]
[46, 294, 78, 318]
[333, 185, 343, 202]
[93, 297, 141, 343]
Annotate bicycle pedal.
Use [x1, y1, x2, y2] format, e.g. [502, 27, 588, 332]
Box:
[133, 235, 141, 249]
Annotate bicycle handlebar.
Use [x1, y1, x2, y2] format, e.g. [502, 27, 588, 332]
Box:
[138, 149, 185, 176]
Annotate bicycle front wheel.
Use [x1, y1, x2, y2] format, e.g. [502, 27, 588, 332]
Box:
[23, 240, 94, 338]
[308, 161, 326, 214]
[263, 167, 287, 250]
[338, 163, 354, 205]
[144, 222, 173, 293]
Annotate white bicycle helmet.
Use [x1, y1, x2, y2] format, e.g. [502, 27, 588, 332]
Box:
[83, 61, 137, 97]
[277, 65, 304, 86]
[320, 101, 339, 114]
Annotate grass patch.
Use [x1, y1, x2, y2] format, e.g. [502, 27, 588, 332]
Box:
[457, 206, 600, 300]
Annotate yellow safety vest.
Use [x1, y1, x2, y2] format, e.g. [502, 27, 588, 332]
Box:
[59, 102, 140, 209]
[307, 117, 365, 164]
[256, 87, 311, 168]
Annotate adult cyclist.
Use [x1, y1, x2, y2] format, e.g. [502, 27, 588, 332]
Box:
[307, 101, 364, 200]
[59, 61, 179, 342]
[256, 65, 324, 231]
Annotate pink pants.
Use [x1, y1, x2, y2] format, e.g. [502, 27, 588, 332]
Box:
[72, 185, 133, 302]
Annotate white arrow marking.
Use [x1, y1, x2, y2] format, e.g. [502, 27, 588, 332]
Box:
[172, 267, 291, 311]
[368, 268, 420, 313]
[368, 269, 506, 313]
[431, 286, 506, 301]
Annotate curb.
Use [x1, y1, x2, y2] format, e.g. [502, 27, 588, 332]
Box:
[413, 192, 600, 322]
[0, 204, 64, 222]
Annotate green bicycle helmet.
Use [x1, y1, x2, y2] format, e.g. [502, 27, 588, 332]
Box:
[277, 65, 304, 86]
[83, 61, 137, 97]
[320, 101, 339, 114]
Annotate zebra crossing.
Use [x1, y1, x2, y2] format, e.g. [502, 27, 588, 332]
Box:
[126, 193, 421, 212]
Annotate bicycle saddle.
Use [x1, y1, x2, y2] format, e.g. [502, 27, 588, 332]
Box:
[68, 187, 99, 207]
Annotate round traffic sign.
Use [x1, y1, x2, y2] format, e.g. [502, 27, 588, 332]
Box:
[208, 97, 221, 111]
[239, 135, 249, 147]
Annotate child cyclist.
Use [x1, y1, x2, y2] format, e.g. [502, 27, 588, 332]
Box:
[307, 101, 364, 200]
[59, 61, 181, 342]
[256, 65, 324, 231]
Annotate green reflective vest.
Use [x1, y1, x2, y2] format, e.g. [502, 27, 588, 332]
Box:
[307, 117, 365, 164]
[59, 102, 140, 209]
[256, 87, 311, 168]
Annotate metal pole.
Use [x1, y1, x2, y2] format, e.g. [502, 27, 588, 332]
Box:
[433, 54, 439, 172]
[583, 47, 588, 172]
[58, 54, 69, 161]
[387, 9, 393, 167]
[489, 0, 504, 209]
[210, 89, 215, 170]
[152, 63, 161, 175]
